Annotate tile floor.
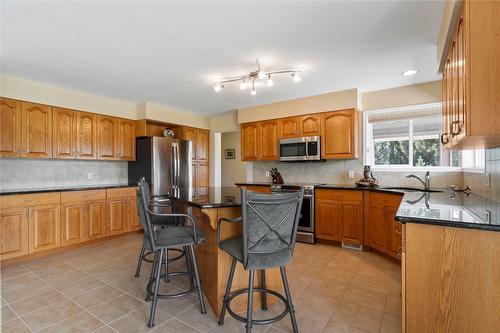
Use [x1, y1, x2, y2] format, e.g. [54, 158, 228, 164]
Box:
[1, 234, 401, 333]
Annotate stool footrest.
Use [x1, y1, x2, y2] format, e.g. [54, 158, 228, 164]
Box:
[146, 271, 198, 300]
[142, 248, 185, 264]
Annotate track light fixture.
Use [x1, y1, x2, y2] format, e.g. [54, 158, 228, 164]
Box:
[213, 59, 303, 95]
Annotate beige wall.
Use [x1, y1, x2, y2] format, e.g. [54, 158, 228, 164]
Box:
[361, 81, 441, 111]
[210, 111, 239, 133]
[221, 132, 247, 186]
[141, 102, 210, 129]
[237, 88, 359, 123]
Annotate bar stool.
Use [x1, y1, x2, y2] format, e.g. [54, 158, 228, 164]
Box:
[217, 188, 304, 333]
[134, 177, 185, 280]
[137, 179, 207, 327]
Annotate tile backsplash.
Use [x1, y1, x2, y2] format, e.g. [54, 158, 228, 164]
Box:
[0, 158, 128, 190]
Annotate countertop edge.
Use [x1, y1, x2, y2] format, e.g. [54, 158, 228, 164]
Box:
[0, 184, 135, 196]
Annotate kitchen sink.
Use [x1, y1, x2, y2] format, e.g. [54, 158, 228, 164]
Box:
[381, 187, 444, 193]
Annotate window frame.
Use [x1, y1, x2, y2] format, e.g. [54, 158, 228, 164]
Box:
[363, 103, 485, 173]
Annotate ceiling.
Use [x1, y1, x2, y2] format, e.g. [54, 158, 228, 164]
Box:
[0, 1, 445, 116]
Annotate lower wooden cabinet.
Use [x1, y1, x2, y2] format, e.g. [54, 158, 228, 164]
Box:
[0, 207, 29, 260]
[237, 185, 272, 194]
[107, 199, 130, 236]
[88, 200, 107, 239]
[61, 202, 86, 246]
[28, 204, 61, 253]
[129, 197, 141, 231]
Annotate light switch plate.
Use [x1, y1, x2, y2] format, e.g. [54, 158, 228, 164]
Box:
[348, 171, 354, 179]
[265, 171, 270, 177]
[485, 173, 490, 187]
[87, 172, 93, 180]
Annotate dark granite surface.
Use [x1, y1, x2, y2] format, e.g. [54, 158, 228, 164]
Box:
[0, 184, 133, 195]
[169, 186, 242, 209]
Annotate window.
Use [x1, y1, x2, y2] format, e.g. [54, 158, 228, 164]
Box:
[364, 104, 484, 171]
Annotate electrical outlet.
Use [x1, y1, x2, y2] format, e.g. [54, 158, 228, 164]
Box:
[87, 172, 93, 180]
[265, 171, 271, 177]
[348, 171, 354, 179]
[485, 173, 490, 187]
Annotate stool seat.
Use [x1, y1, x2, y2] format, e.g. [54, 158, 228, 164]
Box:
[147, 226, 205, 248]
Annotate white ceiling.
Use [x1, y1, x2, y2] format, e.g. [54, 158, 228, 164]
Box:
[0, 1, 445, 116]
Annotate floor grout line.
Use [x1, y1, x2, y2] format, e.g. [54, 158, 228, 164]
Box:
[2, 300, 36, 333]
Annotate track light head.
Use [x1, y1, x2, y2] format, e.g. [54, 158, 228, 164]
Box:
[292, 72, 301, 82]
[267, 75, 274, 87]
[214, 83, 223, 92]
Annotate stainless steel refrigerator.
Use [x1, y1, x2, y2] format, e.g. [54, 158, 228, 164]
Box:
[128, 136, 193, 197]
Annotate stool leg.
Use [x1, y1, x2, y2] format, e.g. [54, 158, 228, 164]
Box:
[149, 249, 164, 327]
[218, 257, 236, 326]
[280, 266, 298, 333]
[184, 246, 194, 290]
[164, 249, 169, 283]
[189, 245, 207, 314]
[146, 250, 159, 302]
[135, 244, 146, 277]
[246, 270, 255, 333]
[260, 269, 267, 310]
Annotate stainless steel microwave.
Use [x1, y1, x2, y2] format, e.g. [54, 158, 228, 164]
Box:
[279, 136, 322, 161]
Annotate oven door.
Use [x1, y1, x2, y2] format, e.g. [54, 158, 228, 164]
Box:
[298, 195, 314, 233]
[279, 136, 321, 161]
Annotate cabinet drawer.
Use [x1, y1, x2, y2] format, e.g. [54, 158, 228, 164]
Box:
[0, 192, 61, 209]
[106, 187, 137, 200]
[315, 189, 362, 201]
[369, 192, 403, 207]
[61, 190, 106, 203]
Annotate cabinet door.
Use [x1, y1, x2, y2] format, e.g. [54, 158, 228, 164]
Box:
[21, 102, 53, 158]
[368, 204, 387, 252]
[300, 114, 321, 136]
[129, 197, 142, 231]
[0, 97, 22, 157]
[97, 116, 118, 160]
[28, 204, 60, 253]
[88, 200, 106, 240]
[442, 59, 451, 147]
[338, 200, 363, 244]
[456, 13, 466, 140]
[76, 112, 97, 159]
[0, 207, 28, 259]
[279, 117, 300, 138]
[321, 110, 356, 159]
[118, 119, 136, 160]
[196, 129, 209, 161]
[183, 127, 198, 155]
[259, 120, 279, 160]
[241, 122, 259, 161]
[53, 107, 77, 159]
[196, 162, 209, 187]
[315, 199, 338, 240]
[61, 202, 86, 245]
[107, 199, 129, 235]
[387, 208, 402, 259]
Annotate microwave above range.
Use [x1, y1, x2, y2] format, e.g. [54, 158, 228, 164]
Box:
[279, 136, 323, 162]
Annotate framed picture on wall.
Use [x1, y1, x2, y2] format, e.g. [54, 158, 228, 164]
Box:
[225, 149, 235, 159]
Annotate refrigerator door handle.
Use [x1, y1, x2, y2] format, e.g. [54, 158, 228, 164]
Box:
[176, 143, 181, 186]
[171, 143, 177, 188]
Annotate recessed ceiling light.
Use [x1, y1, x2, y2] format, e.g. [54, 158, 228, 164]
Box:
[402, 69, 418, 77]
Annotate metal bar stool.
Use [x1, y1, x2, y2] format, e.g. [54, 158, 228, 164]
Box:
[216, 188, 304, 333]
[134, 177, 186, 283]
[137, 179, 207, 327]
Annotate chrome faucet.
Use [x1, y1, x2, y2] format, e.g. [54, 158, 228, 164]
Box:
[406, 171, 430, 190]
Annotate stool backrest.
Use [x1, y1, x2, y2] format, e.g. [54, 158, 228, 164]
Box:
[241, 188, 304, 269]
[137, 178, 157, 250]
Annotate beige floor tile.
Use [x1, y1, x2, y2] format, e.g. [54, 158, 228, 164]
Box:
[55, 274, 105, 297]
[71, 285, 124, 309]
[1, 317, 31, 333]
[155, 318, 200, 333]
[88, 294, 146, 324]
[9, 289, 66, 315]
[322, 318, 369, 333]
[20, 299, 83, 332]
[1, 273, 52, 303]
[109, 306, 171, 332]
[1, 305, 17, 323]
[107, 274, 151, 294]
[38, 310, 106, 333]
[33, 262, 77, 280]
[301, 277, 348, 299]
[379, 313, 401, 333]
[22, 258, 59, 271]
[208, 315, 270, 333]
[0, 264, 30, 281]
[384, 292, 402, 316]
[176, 302, 218, 332]
[41, 267, 88, 286]
[155, 293, 199, 317]
[331, 300, 383, 333]
[341, 287, 387, 312]
[94, 325, 118, 333]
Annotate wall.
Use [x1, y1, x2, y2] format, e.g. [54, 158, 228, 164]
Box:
[0, 159, 128, 190]
[140, 102, 210, 129]
[221, 132, 247, 187]
[210, 111, 239, 133]
[237, 88, 359, 123]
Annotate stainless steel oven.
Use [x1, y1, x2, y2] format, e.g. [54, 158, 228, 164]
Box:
[279, 136, 322, 162]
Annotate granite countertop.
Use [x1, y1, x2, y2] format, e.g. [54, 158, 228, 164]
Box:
[169, 186, 242, 209]
[0, 183, 134, 195]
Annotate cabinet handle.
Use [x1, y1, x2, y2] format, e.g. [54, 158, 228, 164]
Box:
[440, 133, 450, 145]
[397, 246, 402, 258]
[395, 228, 402, 235]
[24, 199, 34, 203]
[450, 120, 464, 137]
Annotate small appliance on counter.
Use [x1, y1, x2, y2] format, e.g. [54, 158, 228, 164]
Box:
[356, 165, 379, 187]
[270, 168, 284, 184]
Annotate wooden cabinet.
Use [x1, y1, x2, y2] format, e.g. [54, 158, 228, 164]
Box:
[300, 114, 321, 136]
[237, 185, 272, 194]
[61, 203, 86, 245]
[193, 162, 209, 187]
[118, 118, 135, 160]
[21, 102, 53, 158]
[315, 189, 363, 244]
[241, 122, 259, 161]
[76, 112, 97, 159]
[0, 207, 28, 260]
[321, 109, 359, 159]
[182, 127, 198, 151]
[279, 117, 301, 138]
[196, 129, 209, 161]
[0, 97, 22, 157]
[53, 107, 77, 159]
[106, 187, 137, 235]
[28, 204, 60, 253]
[182, 127, 210, 186]
[97, 115, 118, 160]
[88, 200, 107, 239]
[441, 0, 500, 149]
[258, 120, 279, 160]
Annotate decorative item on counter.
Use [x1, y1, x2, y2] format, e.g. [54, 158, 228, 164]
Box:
[355, 165, 379, 187]
[162, 128, 175, 138]
[270, 168, 284, 184]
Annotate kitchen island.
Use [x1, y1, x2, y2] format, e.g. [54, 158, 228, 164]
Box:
[169, 187, 284, 317]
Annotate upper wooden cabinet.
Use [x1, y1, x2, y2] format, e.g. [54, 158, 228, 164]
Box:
[182, 126, 198, 152]
[53, 107, 77, 159]
[259, 120, 279, 160]
[0, 97, 22, 157]
[196, 129, 209, 161]
[441, 0, 500, 149]
[97, 115, 118, 160]
[241, 122, 259, 161]
[118, 119, 136, 161]
[278, 114, 321, 138]
[76, 112, 97, 159]
[22, 102, 53, 159]
[321, 109, 359, 159]
[279, 117, 301, 138]
[300, 114, 321, 136]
